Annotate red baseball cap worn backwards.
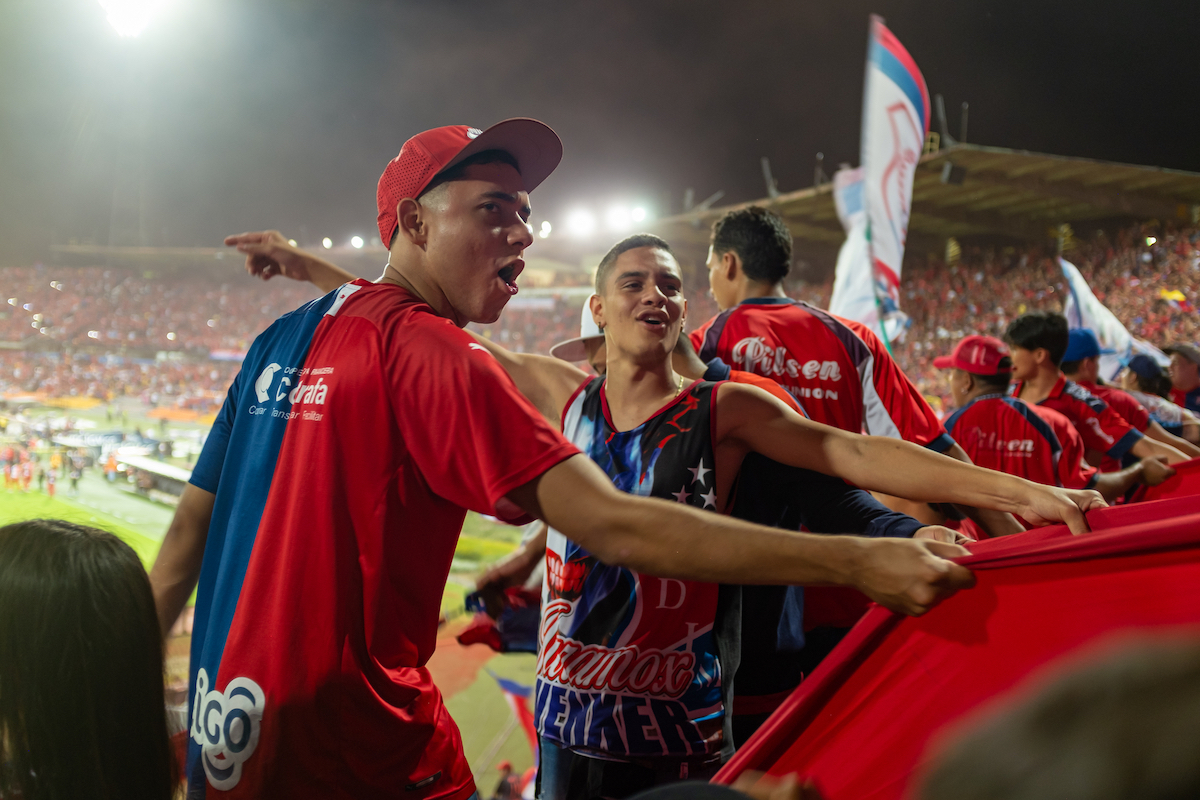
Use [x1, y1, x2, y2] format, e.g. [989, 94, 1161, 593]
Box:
[934, 335, 1013, 375]
[376, 118, 563, 248]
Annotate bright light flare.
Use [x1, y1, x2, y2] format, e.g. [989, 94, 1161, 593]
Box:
[351, 236, 364, 249]
[606, 206, 634, 233]
[322, 237, 333, 249]
[88, 330, 100, 340]
[539, 221, 552, 239]
[566, 209, 596, 238]
[287, 239, 298, 247]
[631, 207, 648, 222]
[98, 0, 168, 38]
[1146, 236, 1157, 246]
[167, 332, 177, 341]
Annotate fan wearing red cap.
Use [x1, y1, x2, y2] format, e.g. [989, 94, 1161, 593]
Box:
[938, 335, 1172, 521]
[163, 121, 1000, 800]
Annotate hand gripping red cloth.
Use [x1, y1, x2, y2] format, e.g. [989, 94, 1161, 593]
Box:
[714, 494, 1200, 800]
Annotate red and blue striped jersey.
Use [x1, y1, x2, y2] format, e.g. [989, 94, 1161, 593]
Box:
[944, 393, 1097, 491]
[186, 280, 578, 799]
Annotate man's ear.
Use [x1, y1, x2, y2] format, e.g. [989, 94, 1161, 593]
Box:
[589, 293, 605, 331]
[722, 250, 741, 282]
[1033, 348, 1051, 367]
[396, 198, 429, 248]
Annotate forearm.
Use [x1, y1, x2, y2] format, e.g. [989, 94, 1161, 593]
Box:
[149, 484, 214, 638]
[1093, 463, 1144, 502]
[939, 442, 1023, 536]
[1147, 421, 1200, 459]
[305, 255, 357, 293]
[569, 492, 867, 586]
[824, 434, 1041, 515]
[1131, 435, 1188, 465]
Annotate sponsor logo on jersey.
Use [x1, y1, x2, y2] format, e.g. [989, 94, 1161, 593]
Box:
[963, 426, 1036, 455]
[1084, 417, 1115, 446]
[731, 337, 841, 382]
[248, 364, 333, 421]
[190, 668, 266, 791]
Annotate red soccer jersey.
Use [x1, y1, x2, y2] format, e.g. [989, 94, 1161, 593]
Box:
[943, 394, 1096, 492]
[187, 282, 579, 799]
[691, 299, 949, 449]
[1077, 381, 1151, 471]
[1013, 375, 1142, 464]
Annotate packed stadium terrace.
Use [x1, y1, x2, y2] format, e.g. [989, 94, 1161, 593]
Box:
[1, 221, 1197, 409]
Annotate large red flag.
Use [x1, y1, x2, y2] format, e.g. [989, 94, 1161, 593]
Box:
[715, 495, 1200, 800]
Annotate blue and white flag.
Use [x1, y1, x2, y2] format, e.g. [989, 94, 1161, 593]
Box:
[1060, 257, 1139, 380]
[830, 16, 929, 344]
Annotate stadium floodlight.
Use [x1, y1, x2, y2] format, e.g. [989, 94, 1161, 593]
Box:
[97, 0, 168, 38]
[539, 221, 552, 239]
[566, 209, 596, 238]
[1146, 236, 1157, 246]
[88, 331, 100, 340]
[351, 236, 364, 249]
[631, 206, 648, 223]
[606, 205, 633, 233]
[322, 237, 333, 249]
[167, 332, 177, 341]
[288, 239, 298, 247]
[7, 298, 16, 306]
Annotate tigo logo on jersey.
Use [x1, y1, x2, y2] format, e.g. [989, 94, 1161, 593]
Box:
[190, 669, 266, 790]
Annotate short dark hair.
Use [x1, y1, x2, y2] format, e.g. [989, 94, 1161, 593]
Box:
[421, 148, 520, 197]
[594, 233, 674, 294]
[0, 519, 175, 800]
[974, 368, 1013, 393]
[389, 149, 523, 248]
[1005, 312, 1069, 366]
[1059, 359, 1083, 376]
[710, 206, 792, 284]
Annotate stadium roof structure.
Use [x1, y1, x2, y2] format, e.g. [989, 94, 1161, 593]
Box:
[651, 143, 1200, 256]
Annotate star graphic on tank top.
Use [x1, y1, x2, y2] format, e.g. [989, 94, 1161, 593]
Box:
[672, 485, 691, 504]
[688, 458, 710, 486]
[700, 488, 718, 509]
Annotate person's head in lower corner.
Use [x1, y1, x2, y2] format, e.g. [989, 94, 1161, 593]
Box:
[706, 206, 793, 311]
[375, 119, 564, 327]
[917, 637, 1200, 800]
[0, 519, 175, 800]
[934, 335, 1014, 408]
[590, 233, 687, 368]
[1004, 312, 1069, 382]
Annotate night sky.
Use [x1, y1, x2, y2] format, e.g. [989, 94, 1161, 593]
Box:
[2, 0, 1197, 263]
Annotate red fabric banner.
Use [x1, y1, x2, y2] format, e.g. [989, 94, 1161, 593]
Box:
[715, 496, 1200, 800]
[1132, 456, 1200, 503]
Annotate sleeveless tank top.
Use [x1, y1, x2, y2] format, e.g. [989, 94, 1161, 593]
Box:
[536, 377, 726, 759]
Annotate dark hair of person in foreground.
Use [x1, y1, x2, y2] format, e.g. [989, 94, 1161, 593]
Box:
[917, 638, 1200, 800]
[0, 519, 175, 800]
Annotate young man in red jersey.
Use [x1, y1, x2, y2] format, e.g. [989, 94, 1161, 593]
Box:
[1006, 312, 1188, 468]
[1058, 328, 1200, 467]
[255, 230, 1103, 796]
[156, 120, 992, 800]
[938, 334, 1173, 510]
[691, 206, 1022, 536]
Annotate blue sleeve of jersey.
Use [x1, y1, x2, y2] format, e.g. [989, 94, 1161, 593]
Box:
[924, 432, 956, 453]
[702, 357, 733, 382]
[792, 470, 922, 538]
[189, 367, 243, 493]
[1108, 428, 1143, 460]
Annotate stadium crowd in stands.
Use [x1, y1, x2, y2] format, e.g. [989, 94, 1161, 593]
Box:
[2, 222, 1197, 419]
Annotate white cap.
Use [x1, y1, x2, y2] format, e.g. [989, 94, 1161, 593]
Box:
[549, 296, 603, 362]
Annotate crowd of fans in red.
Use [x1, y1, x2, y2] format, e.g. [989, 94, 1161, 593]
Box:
[2, 222, 1197, 414]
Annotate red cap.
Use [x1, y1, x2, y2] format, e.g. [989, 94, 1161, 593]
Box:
[933, 335, 1013, 375]
[376, 118, 563, 248]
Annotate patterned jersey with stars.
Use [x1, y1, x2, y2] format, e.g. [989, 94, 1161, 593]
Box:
[538, 377, 727, 760]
